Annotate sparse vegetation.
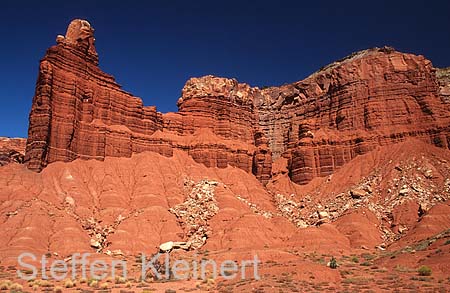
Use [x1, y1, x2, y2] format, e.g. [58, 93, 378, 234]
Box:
[414, 240, 431, 251]
[342, 277, 371, 285]
[9, 283, 23, 292]
[423, 107, 434, 116]
[39, 279, 52, 287]
[418, 265, 432, 276]
[88, 278, 99, 288]
[63, 278, 75, 288]
[0, 280, 11, 290]
[54, 286, 63, 293]
[329, 257, 338, 269]
[336, 115, 345, 125]
[115, 276, 127, 284]
[362, 253, 376, 261]
[395, 265, 414, 273]
[433, 136, 442, 146]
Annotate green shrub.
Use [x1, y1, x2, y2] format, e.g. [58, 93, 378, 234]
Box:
[418, 265, 432, 276]
[88, 279, 99, 288]
[329, 257, 338, 269]
[351, 256, 359, 263]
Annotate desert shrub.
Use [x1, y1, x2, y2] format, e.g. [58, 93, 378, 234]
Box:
[423, 107, 433, 116]
[63, 278, 75, 288]
[342, 277, 370, 285]
[115, 276, 127, 284]
[88, 279, 98, 288]
[9, 283, 23, 292]
[395, 265, 413, 272]
[362, 253, 376, 261]
[99, 282, 109, 289]
[418, 266, 432, 276]
[336, 115, 345, 125]
[433, 136, 442, 146]
[329, 257, 338, 269]
[40, 279, 52, 287]
[355, 137, 364, 144]
[351, 256, 359, 263]
[54, 286, 63, 293]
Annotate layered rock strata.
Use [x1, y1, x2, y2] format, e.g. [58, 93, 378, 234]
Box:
[25, 20, 450, 185]
[258, 48, 450, 183]
[25, 20, 272, 183]
[0, 137, 27, 166]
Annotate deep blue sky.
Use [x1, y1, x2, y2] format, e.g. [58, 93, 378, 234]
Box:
[1, 0, 449, 138]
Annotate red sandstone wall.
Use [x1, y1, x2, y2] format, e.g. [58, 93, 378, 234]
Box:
[24, 20, 450, 186]
[25, 20, 272, 183]
[257, 47, 450, 184]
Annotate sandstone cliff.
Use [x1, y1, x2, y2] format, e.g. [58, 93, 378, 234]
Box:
[25, 20, 450, 186]
[25, 20, 272, 183]
[3, 20, 450, 291]
[258, 48, 450, 183]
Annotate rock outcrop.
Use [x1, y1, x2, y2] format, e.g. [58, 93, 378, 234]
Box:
[0, 137, 26, 166]
[25, 19, 272, 183]
[437, 67, 450, 104]
[5, 19, 450, 292]
[258, 47, 450, 184]
[25, 20, 450, 186]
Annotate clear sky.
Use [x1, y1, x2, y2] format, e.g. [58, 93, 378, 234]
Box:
[1, 0, 449, 138]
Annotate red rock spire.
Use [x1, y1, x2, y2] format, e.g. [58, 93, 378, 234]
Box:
[56, 19, 98, 65]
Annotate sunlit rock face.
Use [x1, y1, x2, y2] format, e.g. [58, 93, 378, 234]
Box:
[25, 20, 450, 186]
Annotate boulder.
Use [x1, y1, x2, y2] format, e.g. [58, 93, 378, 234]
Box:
[350, 189, 367, 199]
[159, 241, 174, 252]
